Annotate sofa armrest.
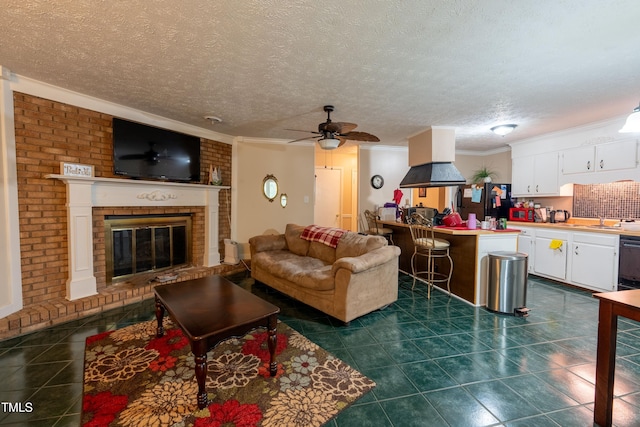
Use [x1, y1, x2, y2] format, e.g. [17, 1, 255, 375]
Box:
[249, 234, 287, 255]
[332, 246, 400, 274]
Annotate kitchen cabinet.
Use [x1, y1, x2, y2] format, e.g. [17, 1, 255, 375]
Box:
[561, 139, 638, 176]
[562, 146, 595, 174]
[595, 139, 637, 172]
[570, 232, 619, 292]
[516, 226, 535, 273]
[512, 152, 559, 196]
[533, 229, 569, 280]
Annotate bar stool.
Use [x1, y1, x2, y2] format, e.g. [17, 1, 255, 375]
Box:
[363, 209, 394, 245]
[409, 213, 453, 298]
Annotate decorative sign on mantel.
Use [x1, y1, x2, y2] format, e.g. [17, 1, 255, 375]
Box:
[60, 162, 94, 177]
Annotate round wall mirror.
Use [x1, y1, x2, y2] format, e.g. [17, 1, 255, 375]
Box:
[280, 193, 288, 208]
[263, 174, 278, 202]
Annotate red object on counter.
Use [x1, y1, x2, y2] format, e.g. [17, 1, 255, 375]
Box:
[509, 207, 535, 222]
[441, 212, 463, 227]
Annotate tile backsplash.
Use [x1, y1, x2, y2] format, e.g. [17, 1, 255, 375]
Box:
[573, 182, 640, 219]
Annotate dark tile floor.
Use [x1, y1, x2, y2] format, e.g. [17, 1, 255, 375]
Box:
[1, 272, 640, 426]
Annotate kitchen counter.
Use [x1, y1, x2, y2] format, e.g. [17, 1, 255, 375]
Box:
[379, 220, 519, 306]
[506, 219, 640, 237]
[506, 218, 634, 294]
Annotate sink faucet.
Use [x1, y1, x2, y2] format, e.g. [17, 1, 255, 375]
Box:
[599, 217, 605, 226]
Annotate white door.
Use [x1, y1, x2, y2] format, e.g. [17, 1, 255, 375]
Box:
[534, 236, 568, 280]
[596, 140, 638, 171]
[562, 147, 595, 174]
[533, 152, 559, 194]
[314, 168, 342, 228]
[571, 242, 617, 291]
[511, 157, 534, 196]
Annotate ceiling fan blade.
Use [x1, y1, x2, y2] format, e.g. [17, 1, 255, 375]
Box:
[340, 131, 380, 142]
[119, 154, 149, 160]
[336, 122, 358, 133]
[284, 128, 320, 134]
[338, 137, 347, 147]
[288, 135, 320, 144]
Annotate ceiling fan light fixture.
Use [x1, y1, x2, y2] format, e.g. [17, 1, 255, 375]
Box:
[318, 138, 340, 150]
[619, 103, 640, 133]
[490, 124, 518, 136]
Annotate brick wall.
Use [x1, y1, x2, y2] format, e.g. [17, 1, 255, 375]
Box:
[13, 92, 232, 307]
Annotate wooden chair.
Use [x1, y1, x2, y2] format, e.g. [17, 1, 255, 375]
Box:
[363, 209, 394, 245]
[409, 213, 452, 298]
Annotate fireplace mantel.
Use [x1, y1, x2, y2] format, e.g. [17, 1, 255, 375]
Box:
[46, 175, 230, 300]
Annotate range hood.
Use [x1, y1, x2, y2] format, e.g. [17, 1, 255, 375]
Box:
[399, 126, 466, 188]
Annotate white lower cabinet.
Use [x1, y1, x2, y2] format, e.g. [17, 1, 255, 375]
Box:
[534, 230, 569, 280]
[516, 226, 535, 273]
[510, 225, 620, 293]
[570, 232, 619, 292]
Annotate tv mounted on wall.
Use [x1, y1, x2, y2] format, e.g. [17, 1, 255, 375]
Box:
[113, 118, 201, 182]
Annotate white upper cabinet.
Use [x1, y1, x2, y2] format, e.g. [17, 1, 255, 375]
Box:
[511, 156, 534, 195]
[561, 139, 638, 176]
[595, 139, 637, 171]
[562, 146, 596, 174]
[512, 152, 559, 196]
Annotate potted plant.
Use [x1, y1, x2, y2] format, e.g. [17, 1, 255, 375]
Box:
[471, 166, 498, 184]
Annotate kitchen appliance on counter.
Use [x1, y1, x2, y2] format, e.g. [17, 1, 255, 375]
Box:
[404, 207, 437, 221]
[619, 235, 640, 290]
[534, 207, 549, 223]
[457, 183, 512, 221]
[509, 207, 535, 222]
[549, 210, 571, 223]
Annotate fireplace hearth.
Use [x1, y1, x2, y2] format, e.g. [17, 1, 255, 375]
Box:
[105, 214, 192, 284]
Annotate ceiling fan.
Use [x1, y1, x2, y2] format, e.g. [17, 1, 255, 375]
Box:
[287, 105, 380, 150]
[118, 142, 174, 164]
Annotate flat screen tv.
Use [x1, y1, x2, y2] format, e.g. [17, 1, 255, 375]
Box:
[113, 118, 201, 182]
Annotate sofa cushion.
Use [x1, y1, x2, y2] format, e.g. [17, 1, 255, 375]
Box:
[336, 231, 387, 259]
[308, 241, 337, 264]
[252, 250, 334, 291]
[285, 224, 309, 256]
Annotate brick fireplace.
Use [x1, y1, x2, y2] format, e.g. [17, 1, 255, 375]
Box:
[49, 174, 227, 300]
[0, 92, 236, 340]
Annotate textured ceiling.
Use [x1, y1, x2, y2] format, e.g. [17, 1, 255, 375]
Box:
[1, 1, 640, 151]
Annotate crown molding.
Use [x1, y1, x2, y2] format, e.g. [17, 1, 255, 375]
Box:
[7, 69, 234, 144]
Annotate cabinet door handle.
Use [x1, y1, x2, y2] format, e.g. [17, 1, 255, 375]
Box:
[535, 185, 539, 193]
[587, 160, 591, 170]
[600, 159, 604, 169]
[527, 185, 530, 193]
[574, 246, 579, 255]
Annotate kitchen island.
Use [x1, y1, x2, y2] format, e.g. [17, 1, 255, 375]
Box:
[380, 221, 520, 306]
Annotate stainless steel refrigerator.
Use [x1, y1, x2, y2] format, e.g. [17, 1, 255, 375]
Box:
[456, 183, 512, 220]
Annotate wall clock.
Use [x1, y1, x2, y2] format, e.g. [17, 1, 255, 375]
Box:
[370, 174, 384, 189]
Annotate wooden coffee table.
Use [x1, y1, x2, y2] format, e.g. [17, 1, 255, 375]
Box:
[154, 275, 280, 409]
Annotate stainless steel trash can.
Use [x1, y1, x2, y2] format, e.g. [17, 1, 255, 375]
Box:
[487, 251, 529, 316]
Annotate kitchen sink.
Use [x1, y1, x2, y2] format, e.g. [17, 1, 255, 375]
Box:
[586, 225, 620, 230]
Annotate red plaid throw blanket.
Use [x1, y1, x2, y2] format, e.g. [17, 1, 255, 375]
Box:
[300, 225, 346, 248]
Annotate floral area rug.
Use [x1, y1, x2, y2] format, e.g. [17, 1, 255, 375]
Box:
[82, 318, 375, 426]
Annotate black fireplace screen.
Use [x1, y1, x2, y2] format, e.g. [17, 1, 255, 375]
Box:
[105, 215, 191, 284]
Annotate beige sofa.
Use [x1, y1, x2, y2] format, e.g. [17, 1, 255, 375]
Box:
[249, 224, 400, 323]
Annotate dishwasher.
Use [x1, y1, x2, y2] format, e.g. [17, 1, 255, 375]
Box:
[618, 235, 640, 290]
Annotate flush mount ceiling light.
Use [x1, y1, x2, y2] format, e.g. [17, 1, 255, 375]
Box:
[619, 102, 640, 133]
[204, 115, 222, 124]
[318, 138, 340, 150]
[490, 124, 518, 136]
